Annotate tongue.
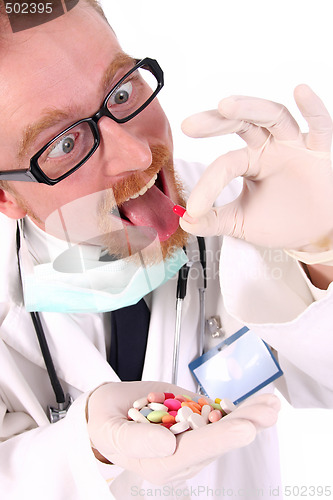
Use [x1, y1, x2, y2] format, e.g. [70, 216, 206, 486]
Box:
[119, 185, 180, 241]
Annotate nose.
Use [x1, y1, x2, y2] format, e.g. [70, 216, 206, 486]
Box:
[97, 116, 152, 176]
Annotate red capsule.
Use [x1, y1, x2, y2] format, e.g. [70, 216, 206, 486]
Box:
[173, 205, 186, 217]
[160, 422, 173, 429]
[164, 392, 175, 400]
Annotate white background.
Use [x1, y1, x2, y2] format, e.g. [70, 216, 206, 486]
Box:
[100, 0, 333, 164]
[100, 0, 333, 495]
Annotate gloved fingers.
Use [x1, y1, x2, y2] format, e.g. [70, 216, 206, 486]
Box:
[237, 393, 281, 412]
[183, 148, 248, 220]
[113, 418, 257, 485]
[181, 109, 270, 149]
[102, 418, 176, 459]
[180, 200, 243, 239]
[181, 109, 241, 138]
[218, 95, 302, 142]
[180, 208, 219, 237]
[87, 381, 196, 460]
[294, 84, 333, 152]
[223, 402, 280, 431]
[110, 397, 280, 484]
[164, 418, 257, 472]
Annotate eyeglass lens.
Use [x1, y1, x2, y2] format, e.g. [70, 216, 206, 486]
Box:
[38, 64, 159, 180]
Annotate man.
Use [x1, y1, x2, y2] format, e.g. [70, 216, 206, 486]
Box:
[0, 1, 331, 499]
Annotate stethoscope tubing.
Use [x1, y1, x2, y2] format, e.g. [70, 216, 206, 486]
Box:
[172, 237, 207, 385]
[16, 222, 206, 419]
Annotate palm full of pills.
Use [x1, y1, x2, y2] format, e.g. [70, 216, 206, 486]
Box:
[128, 391, 236, 435]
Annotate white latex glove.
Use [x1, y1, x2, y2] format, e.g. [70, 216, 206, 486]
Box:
[87, 381, 280, 485]
[180, 85, 333, 252]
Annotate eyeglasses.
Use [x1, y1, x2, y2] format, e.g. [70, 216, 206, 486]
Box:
[0, 57, 163, 186]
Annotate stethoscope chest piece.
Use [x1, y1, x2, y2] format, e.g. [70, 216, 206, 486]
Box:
[48, 394, 73, 423]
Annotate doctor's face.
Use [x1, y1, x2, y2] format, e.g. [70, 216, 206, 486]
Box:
[0, 2, 187, 256]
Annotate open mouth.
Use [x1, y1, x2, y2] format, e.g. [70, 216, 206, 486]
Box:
[110, 168, 180, 242]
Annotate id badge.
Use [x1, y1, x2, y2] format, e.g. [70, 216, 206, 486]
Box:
[189, 327, 283, 404]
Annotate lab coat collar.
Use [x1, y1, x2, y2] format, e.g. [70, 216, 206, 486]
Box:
[0, 214, 22, 306]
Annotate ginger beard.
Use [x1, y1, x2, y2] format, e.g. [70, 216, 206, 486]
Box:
[5, 144, 189, 263]
[98, 144, 189, 263]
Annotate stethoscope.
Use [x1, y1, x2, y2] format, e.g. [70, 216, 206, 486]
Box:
[172, 237, 207, 385]
[16, 223, 207, 422]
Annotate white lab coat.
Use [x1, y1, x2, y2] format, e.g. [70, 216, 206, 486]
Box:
[0, 160, 332, 499]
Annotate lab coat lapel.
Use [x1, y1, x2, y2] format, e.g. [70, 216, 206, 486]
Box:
[0, 304, 119, 396]
[41, 311, 120, 391]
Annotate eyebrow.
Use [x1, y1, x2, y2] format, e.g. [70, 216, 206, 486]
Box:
[18, 52, 136, 162]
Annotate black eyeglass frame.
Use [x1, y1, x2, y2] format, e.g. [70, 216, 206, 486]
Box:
[0, 57, 164, 186]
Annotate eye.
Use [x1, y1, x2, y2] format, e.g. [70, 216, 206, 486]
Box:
[48, 134, 76, 158]
[109, 81, 133, 106]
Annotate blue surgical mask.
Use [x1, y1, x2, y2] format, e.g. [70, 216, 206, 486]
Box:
[18, 188, 188, 313]
[20, 239, 187, 313]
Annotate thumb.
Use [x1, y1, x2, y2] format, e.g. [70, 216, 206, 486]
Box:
[294, 84, 333, 152]
[180, 199, 244, 239]
[99, 418, 177, 459]
[179, 209, 219, 237]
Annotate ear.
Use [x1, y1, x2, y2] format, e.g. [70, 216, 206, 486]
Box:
[0, 188, 27, 219]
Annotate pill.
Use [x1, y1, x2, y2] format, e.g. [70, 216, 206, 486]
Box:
[176, 406, 193, 422]
[200, 404, 211, 423]
[164, 398, 182, 411]
[211, 402, 222, 411]
[129, 390, 236, 436]
[162, 414, 176, 425]
[169, 421, 190, 435]
[188, 413, 206, 429]
[208, 410, 222, 423]
[133, 397, 148, 410]
[147, 392, 165, 404]
[181, 402, 201, 414]
[147, 410, 169, 423]
[148, 403, 168, 412]
[161, 422, 174, 429]
[198, 397, 209, 407]
[174, 395, 188, 403]
[164, 392, 175, 399]
[189, 401, 202, 411]
[220, 398, 236, 414]
[173, 205, 186, 217]
[169, 410, 178, 417]
[139, 407, 153, 417]
[128, 407, 151, 423]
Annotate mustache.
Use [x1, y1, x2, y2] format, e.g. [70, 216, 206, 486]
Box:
[110, 145, 172, 207]
[96, 143, 189, 261]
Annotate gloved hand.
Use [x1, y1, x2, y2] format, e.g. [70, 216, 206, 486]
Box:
[180, 85, 333, 252]
[87, 381, 280, 485]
